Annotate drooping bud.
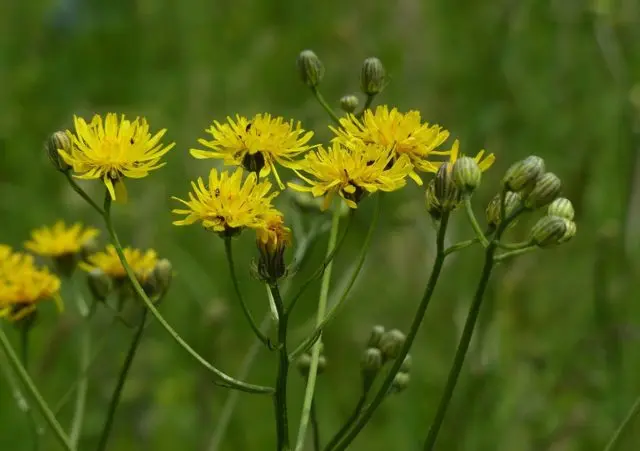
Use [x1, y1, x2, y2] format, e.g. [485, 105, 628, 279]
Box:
[530, 216, 568, 248]
[45, 131, 71, 172]
[360, 57, 387, 96]
[390, 372, 410, 394]
[367, 325, 385, 349]
[547, 197, 574, 220]
[340, 95, 359, 113]
[524, 172, 562, 209]
[486, 191, 522, 228]
[453, 156, 482, 194]
[379, 329, 406, 361]
[256, 215, 291, 284]
[297, 50, 325, 87]
[502, 156, 545, 192]
[87, 268, 112, 302]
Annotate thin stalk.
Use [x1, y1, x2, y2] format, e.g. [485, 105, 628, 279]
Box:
[311, 86, 341, 125]
[495, 246, 537, 262]
[356, 94, 376, 118]
[294, 208, 341, 451]
[496, 240, 532, 250]
[290, 197, 380, 360]
[310, 400, 321, 451]
[324, 394, 366, 450]
[444, 238, 480, 256]
[0, 327, 74, 451]
[604, 394, 640, 451]
[69, 289, 91, 448]
[463, 195, 489, 247]
[101, 196, 272, 394]
[64, 172, 104, 215]
[329, 213, 451, 451]
[96, 309, 148, 451]
[20, 326, 30, 369]
[224, 237, 271, 347]
[271, 284, 291, 450]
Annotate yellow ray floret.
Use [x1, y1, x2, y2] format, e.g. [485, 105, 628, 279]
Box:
[24, 221, 99, 258]
[81, 245, 157, 282]
[288, 141, 413, 209]
[190, 113, 315, 189]
[172, 167, 282, 233]
[59, 113, 175, 202]
[447, 139, 495, 171]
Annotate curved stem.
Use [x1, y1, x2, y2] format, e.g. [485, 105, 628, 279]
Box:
[102, 197, 272, 394]
[311, 86, 341, 125]
[294, 208, 341, 451]
[271, 284, 290, 450]
[356, 94, 376, 118]
[290, 197, 380, 360]
[0, 327, 74, 451]
[310, 400, 321, 451]
[604, 394, 640, 451]
[64, 172, 104, 215]
[463, 195, 490, 248]
[329, 213, 450, 451]
[495, 246, 537, 262]
[224, 237, 271, 347]
[444, 238, 480, 256]
[496, 240, 532, 250]
[69, 289, 90, 448]
[96, 309, 148, 451]
[324, 394, 366, 451]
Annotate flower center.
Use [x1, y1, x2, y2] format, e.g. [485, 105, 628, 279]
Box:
[242, 152, 266, 173]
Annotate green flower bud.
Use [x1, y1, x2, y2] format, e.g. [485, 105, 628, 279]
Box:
[379, 329, 406, 361]
[503, 156, 545, 192]
[296, 353, 312, 376]
[425, 180, 443, 220]
[361, 347, 383, 376]
[360, 57, 387, 96]
[524, 172, 562, 209]
[559, 219, 577, 243]
[340, 95, 359, 113]
[486, 191, 522, 228]
[530, 216, 568, 248]
[400, 355, 412, 373]
[547, 197, 574, 220]
[390, 371, 410, 394]
[367, 325, 385, 349]
[453, 156, 482, 193]
[46, 131, 71, 172]
[434, 163, 461, 211]
[317, 355, 327, 375]
[87, 268, 112, 302]
[152, 258, 173, 297]
[297, 50, 324, 87]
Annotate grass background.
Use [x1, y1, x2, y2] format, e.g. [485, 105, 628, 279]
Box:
[2, 0, 640, 450]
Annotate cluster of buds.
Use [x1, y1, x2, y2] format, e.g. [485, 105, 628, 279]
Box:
[360, 325, 410, 394]
[296, 341, 327, 377]
[530, 198, 577, 247]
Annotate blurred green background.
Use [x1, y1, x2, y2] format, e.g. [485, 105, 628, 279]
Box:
[2, 0, 640, 450]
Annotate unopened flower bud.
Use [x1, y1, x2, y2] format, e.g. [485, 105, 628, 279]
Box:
[453, 156, 482, 193]
[530, 216, 568, 248]
[400, 355, 412, 373]
[547, 197, 574, 220]
[153, 259, 173, 296]
[425, 180, 443, 220]
[46, 131, 71, 172]
[256, 216, 291, 284]
[367, 325, 385, 349]
[296, 353, 312, 376]
[559, 219, 577, 243]
[360, 57, 386, 96]
[297, 50, 324, 87]
[317, 355, 327, 374]
[524, 172, 562, 209]
[434, 163, 461, 211]
[340, 95, 359, 113]
[486, 191, 522, 228]
[361, 347, 383, 376]
[503, 156, 545, 192]
[390, 371, 410, 394]
[379, 329, 406, 361]
[88, 268, 112, 302]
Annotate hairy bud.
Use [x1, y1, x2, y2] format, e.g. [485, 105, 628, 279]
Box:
[503, 156, 545, 192]
[297, 50, 325, 87]
[360, 57, 387, 95]
[547, 197, 574, 220]
[46, 131, 71, 172]
[340, 95, 359, 113]
[524, 172, 562, 209]
[453, 156, 482, 194]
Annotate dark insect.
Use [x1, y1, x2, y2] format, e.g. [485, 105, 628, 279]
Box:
[214, 188, 221, 197]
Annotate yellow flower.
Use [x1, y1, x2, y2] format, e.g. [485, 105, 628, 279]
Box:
[172, 167, 281, 234]
[81, 245, 157, 282]
[24, 221, 99, 258]
[447, 139, 495, 171]
[190, 113, 315, 189]
[255, 213, 291, 282]
[59, 113, 175, 202]
[288, 141, 413, 209]
[331, 105, 450, 183]
[0, 247, 62, 322]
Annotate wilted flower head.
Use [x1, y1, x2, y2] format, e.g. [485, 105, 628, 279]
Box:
[25, 221, 99, 258]
[172, 167, 282, 236]
[59, 113, 175, 202]
[190, 113, 315, 189]
[81, 245, 157, 283]
[289, 141, 413, 209]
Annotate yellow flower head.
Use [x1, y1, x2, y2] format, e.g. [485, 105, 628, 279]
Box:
[24, 221, 99, 258]
[172, 167, 282, 235]
[0, 247, 62, 322]
[59, 113, 175, 202]
[81, 245, 158, 282]
[256, 213, 292, 255]
[190, 113, 315, 189]
[447, 139, 495, 171]
[289, 141, 413, 209]
[331, 105, 450, 182]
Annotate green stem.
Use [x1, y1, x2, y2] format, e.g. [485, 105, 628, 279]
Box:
[495, 246, 537, 262]
[290, 196, 380, 360]
[96, 309, 148, 451]
[463, 195, 490, 248]
[310, 400, 321, 451]
[356, 94, 376, 118]
[224, 237, 271, 347]
[294, 208, 341, 451]
[64, 172, 104, 215]
[330, 213, 450, 451]
[20, 326, 30, 369]
[70, 290, 91, 448]
[311, 86, 342, 125]
[444, 238, 480, 256]
[271, 284, 291, 450]
[324, 394, 366, 451]
[0, 327, 74, 451]
[496, 240, 532, 250]
[101, 196, 272, 394]
[604, 394, 640, 451]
